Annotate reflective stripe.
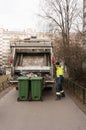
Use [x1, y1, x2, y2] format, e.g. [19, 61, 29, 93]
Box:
[60, 90, 64, 93]
[56, 92, 61, 95]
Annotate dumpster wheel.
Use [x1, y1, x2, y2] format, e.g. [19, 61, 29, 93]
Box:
[17, 97, 21, 102]
[40, 97, 43, 101]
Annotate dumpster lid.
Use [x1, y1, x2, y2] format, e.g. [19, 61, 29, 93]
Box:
[18, 76, 30, 80]
[30, 77, 43, 80]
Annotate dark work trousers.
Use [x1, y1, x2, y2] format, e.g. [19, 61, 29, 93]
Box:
[56, 75, 64, 93]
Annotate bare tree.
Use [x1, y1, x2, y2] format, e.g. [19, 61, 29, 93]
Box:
[40, 0, 84, 80]
[41, 0, 80, 47]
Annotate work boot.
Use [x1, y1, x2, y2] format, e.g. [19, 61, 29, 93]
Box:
[56, 95, 61, 100]
[61, 92, 65, 97]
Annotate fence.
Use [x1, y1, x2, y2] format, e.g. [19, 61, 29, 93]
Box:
[0, 75, 11, 92]
[64, 78, 86, 104]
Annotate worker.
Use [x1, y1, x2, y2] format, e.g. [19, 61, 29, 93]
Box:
[55, 61, 65, 100]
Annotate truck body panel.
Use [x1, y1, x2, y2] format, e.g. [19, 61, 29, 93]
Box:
[10, 39, 55, 87]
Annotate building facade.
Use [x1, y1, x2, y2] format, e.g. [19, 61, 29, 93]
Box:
[0, 28, 30, 66]
[83, 0, 86, 33]
[83, 0, 86, 71]
[83, 0, 86, 48]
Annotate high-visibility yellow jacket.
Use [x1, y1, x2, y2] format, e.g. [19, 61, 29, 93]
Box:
[56, 66, 64, 77]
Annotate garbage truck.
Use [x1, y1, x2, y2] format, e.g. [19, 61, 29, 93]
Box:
[10, 37, 55, 88]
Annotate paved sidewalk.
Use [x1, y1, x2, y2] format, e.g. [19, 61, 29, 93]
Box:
[0, 88, 86, 130]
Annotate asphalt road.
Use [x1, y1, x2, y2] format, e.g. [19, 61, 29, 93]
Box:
[0, 88, 86, 130]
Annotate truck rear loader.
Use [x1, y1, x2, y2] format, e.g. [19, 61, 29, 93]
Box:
[10, 38, 55, 88]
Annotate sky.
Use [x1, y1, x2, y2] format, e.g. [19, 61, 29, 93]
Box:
[0, 0, 41, 31]
[0, 0, 83, 32]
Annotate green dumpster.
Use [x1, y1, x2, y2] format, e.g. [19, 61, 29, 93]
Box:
[17, 77, 30, 101]
[30, 77, 43, 101]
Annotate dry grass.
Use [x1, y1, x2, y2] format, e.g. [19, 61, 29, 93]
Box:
[0, 75, 11, 83]
[0, 75, 11, 91]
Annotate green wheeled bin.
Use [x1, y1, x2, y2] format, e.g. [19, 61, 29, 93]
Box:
[30, 77, 43, 101]
[17, 77, 30, 101]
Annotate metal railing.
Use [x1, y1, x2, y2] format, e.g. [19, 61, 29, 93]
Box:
[64, 78, 86, 104]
